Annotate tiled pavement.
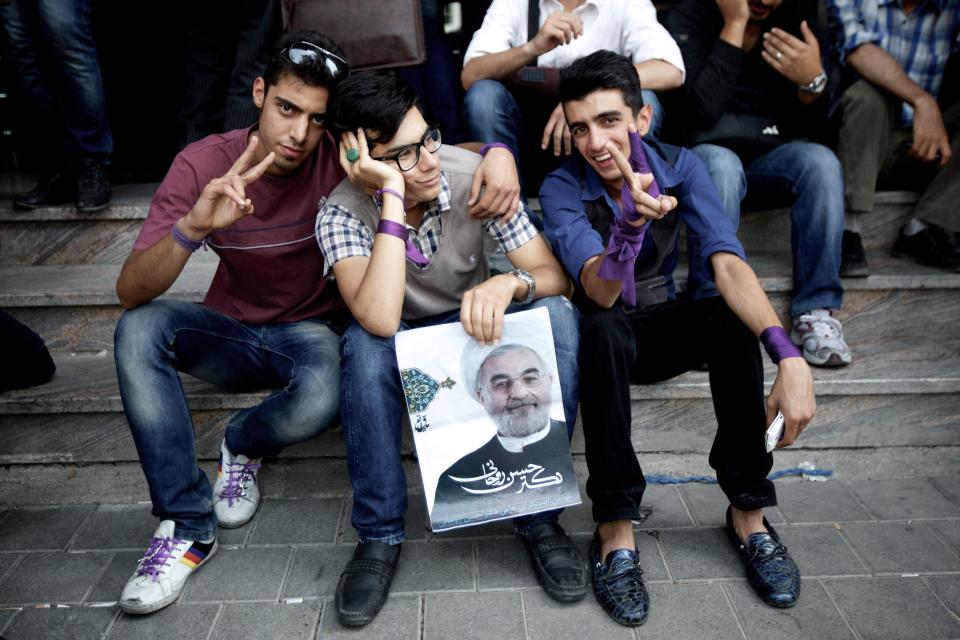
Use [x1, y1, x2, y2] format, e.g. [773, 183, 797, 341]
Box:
[1, 477, 959, 639]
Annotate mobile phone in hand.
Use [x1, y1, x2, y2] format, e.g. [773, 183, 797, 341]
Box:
[765, 411, 785, 453]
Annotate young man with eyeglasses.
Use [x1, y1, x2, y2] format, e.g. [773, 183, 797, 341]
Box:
[316, 70, 584, 627]
[112, 31, 522, 616]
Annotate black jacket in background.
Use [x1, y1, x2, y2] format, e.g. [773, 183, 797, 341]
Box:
[662, 0, 832, 154]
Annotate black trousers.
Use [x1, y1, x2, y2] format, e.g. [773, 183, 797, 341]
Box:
[578, 296, 777, 523]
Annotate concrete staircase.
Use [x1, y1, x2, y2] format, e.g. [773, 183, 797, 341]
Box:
[1, 184, 959, 506]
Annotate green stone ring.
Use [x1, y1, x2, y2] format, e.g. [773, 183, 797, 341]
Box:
[346, 148, 360, 163]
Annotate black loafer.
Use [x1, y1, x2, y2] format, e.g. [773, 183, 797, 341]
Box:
[725, 507, 800, 608]
[517, 521, 587, 602]
[335, 541, 401, 627]
[589, 531, 649, 626]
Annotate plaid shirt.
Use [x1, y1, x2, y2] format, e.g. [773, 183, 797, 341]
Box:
[316, 172, 538, 277]
[828, 0, 960, 124]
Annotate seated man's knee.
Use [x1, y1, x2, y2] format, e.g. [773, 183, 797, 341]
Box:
[693, 144, 745, 182]
[114, 301, 178, 357]
[463, 79, 515, 121]
[532, 296, 580, 345]
[792, 143, 844, 193]
[842, 79, 894, 123]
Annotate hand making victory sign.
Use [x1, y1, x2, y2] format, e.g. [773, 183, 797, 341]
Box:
[180, 135, 276, 238]
[605, 125, 677, 224]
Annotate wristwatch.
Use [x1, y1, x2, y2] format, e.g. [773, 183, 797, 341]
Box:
[798, 71, 828, 95]
[508, 269, 536, 305]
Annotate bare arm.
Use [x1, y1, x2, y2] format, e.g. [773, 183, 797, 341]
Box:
[116, 135, 275, 309]
[116, 233, 195, 309]
[330, 130, 409, 337]
[634, 60, 683, 90]
[846, 43, 951, 165]
[460, 234, 573, 344]
[712, 252, 815, 446]
[461, 11, 583, 90]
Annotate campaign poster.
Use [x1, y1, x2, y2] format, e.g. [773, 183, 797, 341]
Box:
[395, 307, 581, 532]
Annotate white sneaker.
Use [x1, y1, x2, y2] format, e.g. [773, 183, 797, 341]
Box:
[212, 439, 261, 528]
[119, 520, 218, 615]
[791, 310, 852, 367]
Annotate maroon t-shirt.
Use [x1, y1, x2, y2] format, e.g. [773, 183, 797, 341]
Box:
[134, 127, 347, 324]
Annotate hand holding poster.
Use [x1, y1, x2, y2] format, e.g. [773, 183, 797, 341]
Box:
[395, 307, 581, 532]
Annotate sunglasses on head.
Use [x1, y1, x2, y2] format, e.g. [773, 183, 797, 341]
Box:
[278, 41, 349, 80]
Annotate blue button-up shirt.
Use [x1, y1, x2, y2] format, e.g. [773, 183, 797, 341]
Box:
[539, 138, 745, 299]
[827, 0, 960, 124]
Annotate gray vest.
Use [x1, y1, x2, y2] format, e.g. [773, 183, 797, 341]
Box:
[583, 183, 680, 310]
[326, 145, 490, 320]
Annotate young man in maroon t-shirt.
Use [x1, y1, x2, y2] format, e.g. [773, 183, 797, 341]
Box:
[112, 31, 522, 616]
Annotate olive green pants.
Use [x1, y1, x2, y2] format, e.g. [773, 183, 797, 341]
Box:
[838, 79, 960, 230]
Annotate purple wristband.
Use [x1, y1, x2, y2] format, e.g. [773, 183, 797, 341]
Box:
[479, 142, 510, 156]
[760, 326, 803, 364]
[376, 187, 404, 204]
[171, 224, 205, 252]
[376, 219, 409, 241]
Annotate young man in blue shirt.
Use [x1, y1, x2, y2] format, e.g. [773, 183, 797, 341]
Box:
[539, 50, 815, 625]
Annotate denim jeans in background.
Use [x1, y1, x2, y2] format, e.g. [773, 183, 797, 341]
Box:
[340, 296, 581, 544]
[115, 300, 341, 541]
[0, 0, 112, 159]
[463, 79, 664, 193]
[689, 142, 844, 317]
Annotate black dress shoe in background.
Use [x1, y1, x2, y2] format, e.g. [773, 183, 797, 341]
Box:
[840, 230, 869, 277]
[336, 541, 401, 627]
[517, 521, 587, 602]
[893, 223, 960, 272]
[76, 158, 112, 212]
[12, 169, 75, 210]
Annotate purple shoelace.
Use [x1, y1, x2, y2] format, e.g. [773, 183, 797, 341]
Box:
[136, 536, 183, 581]
[219, 460, 261, 507]
[597, 130, 661, 306]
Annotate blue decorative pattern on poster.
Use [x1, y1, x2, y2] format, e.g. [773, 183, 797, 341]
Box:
[395, 307, 581, 532]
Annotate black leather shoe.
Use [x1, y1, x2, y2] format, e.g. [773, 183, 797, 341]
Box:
[840, 230, 869, 277]
[76, 158, 112, 212]
[589, 531, 649, 626]
[893, 223, 960, 272]
[517, 521, 587, 602]
[725, 507, 800, 608]
[12, 169, 75, 210]
[335, 541, 401, 627]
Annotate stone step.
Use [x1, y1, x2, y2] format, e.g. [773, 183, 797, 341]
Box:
[0, 183, 216, 266]
[1, 308, 957, 466]
[1, 251, 957, 353]
[2, 187, 919, 266]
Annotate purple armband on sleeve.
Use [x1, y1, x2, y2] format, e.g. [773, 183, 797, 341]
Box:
[599, 130, 660, 306]
[760, 326, 803, 364]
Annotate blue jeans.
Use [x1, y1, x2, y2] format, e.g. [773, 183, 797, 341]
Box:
[114, 300, 341, 541]
[340, 296, 581, 544]
[689, 142, 844, 317]
[0, 0, 112, 158]
[463, 79, 663, 190]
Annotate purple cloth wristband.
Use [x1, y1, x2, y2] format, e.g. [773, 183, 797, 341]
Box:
[760, 326, 803, 364]
[479, 142, 510, 156]
[375, 219, 430, 267]
[376, 187, 404, 204]
[171, 224, 205, 252]
[376, 218, 409, 241]
[599, 130, 660, 305]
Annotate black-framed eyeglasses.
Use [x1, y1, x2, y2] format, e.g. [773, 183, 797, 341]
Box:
[371, 127, 442, 172]
[278, 41, 349, 81]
